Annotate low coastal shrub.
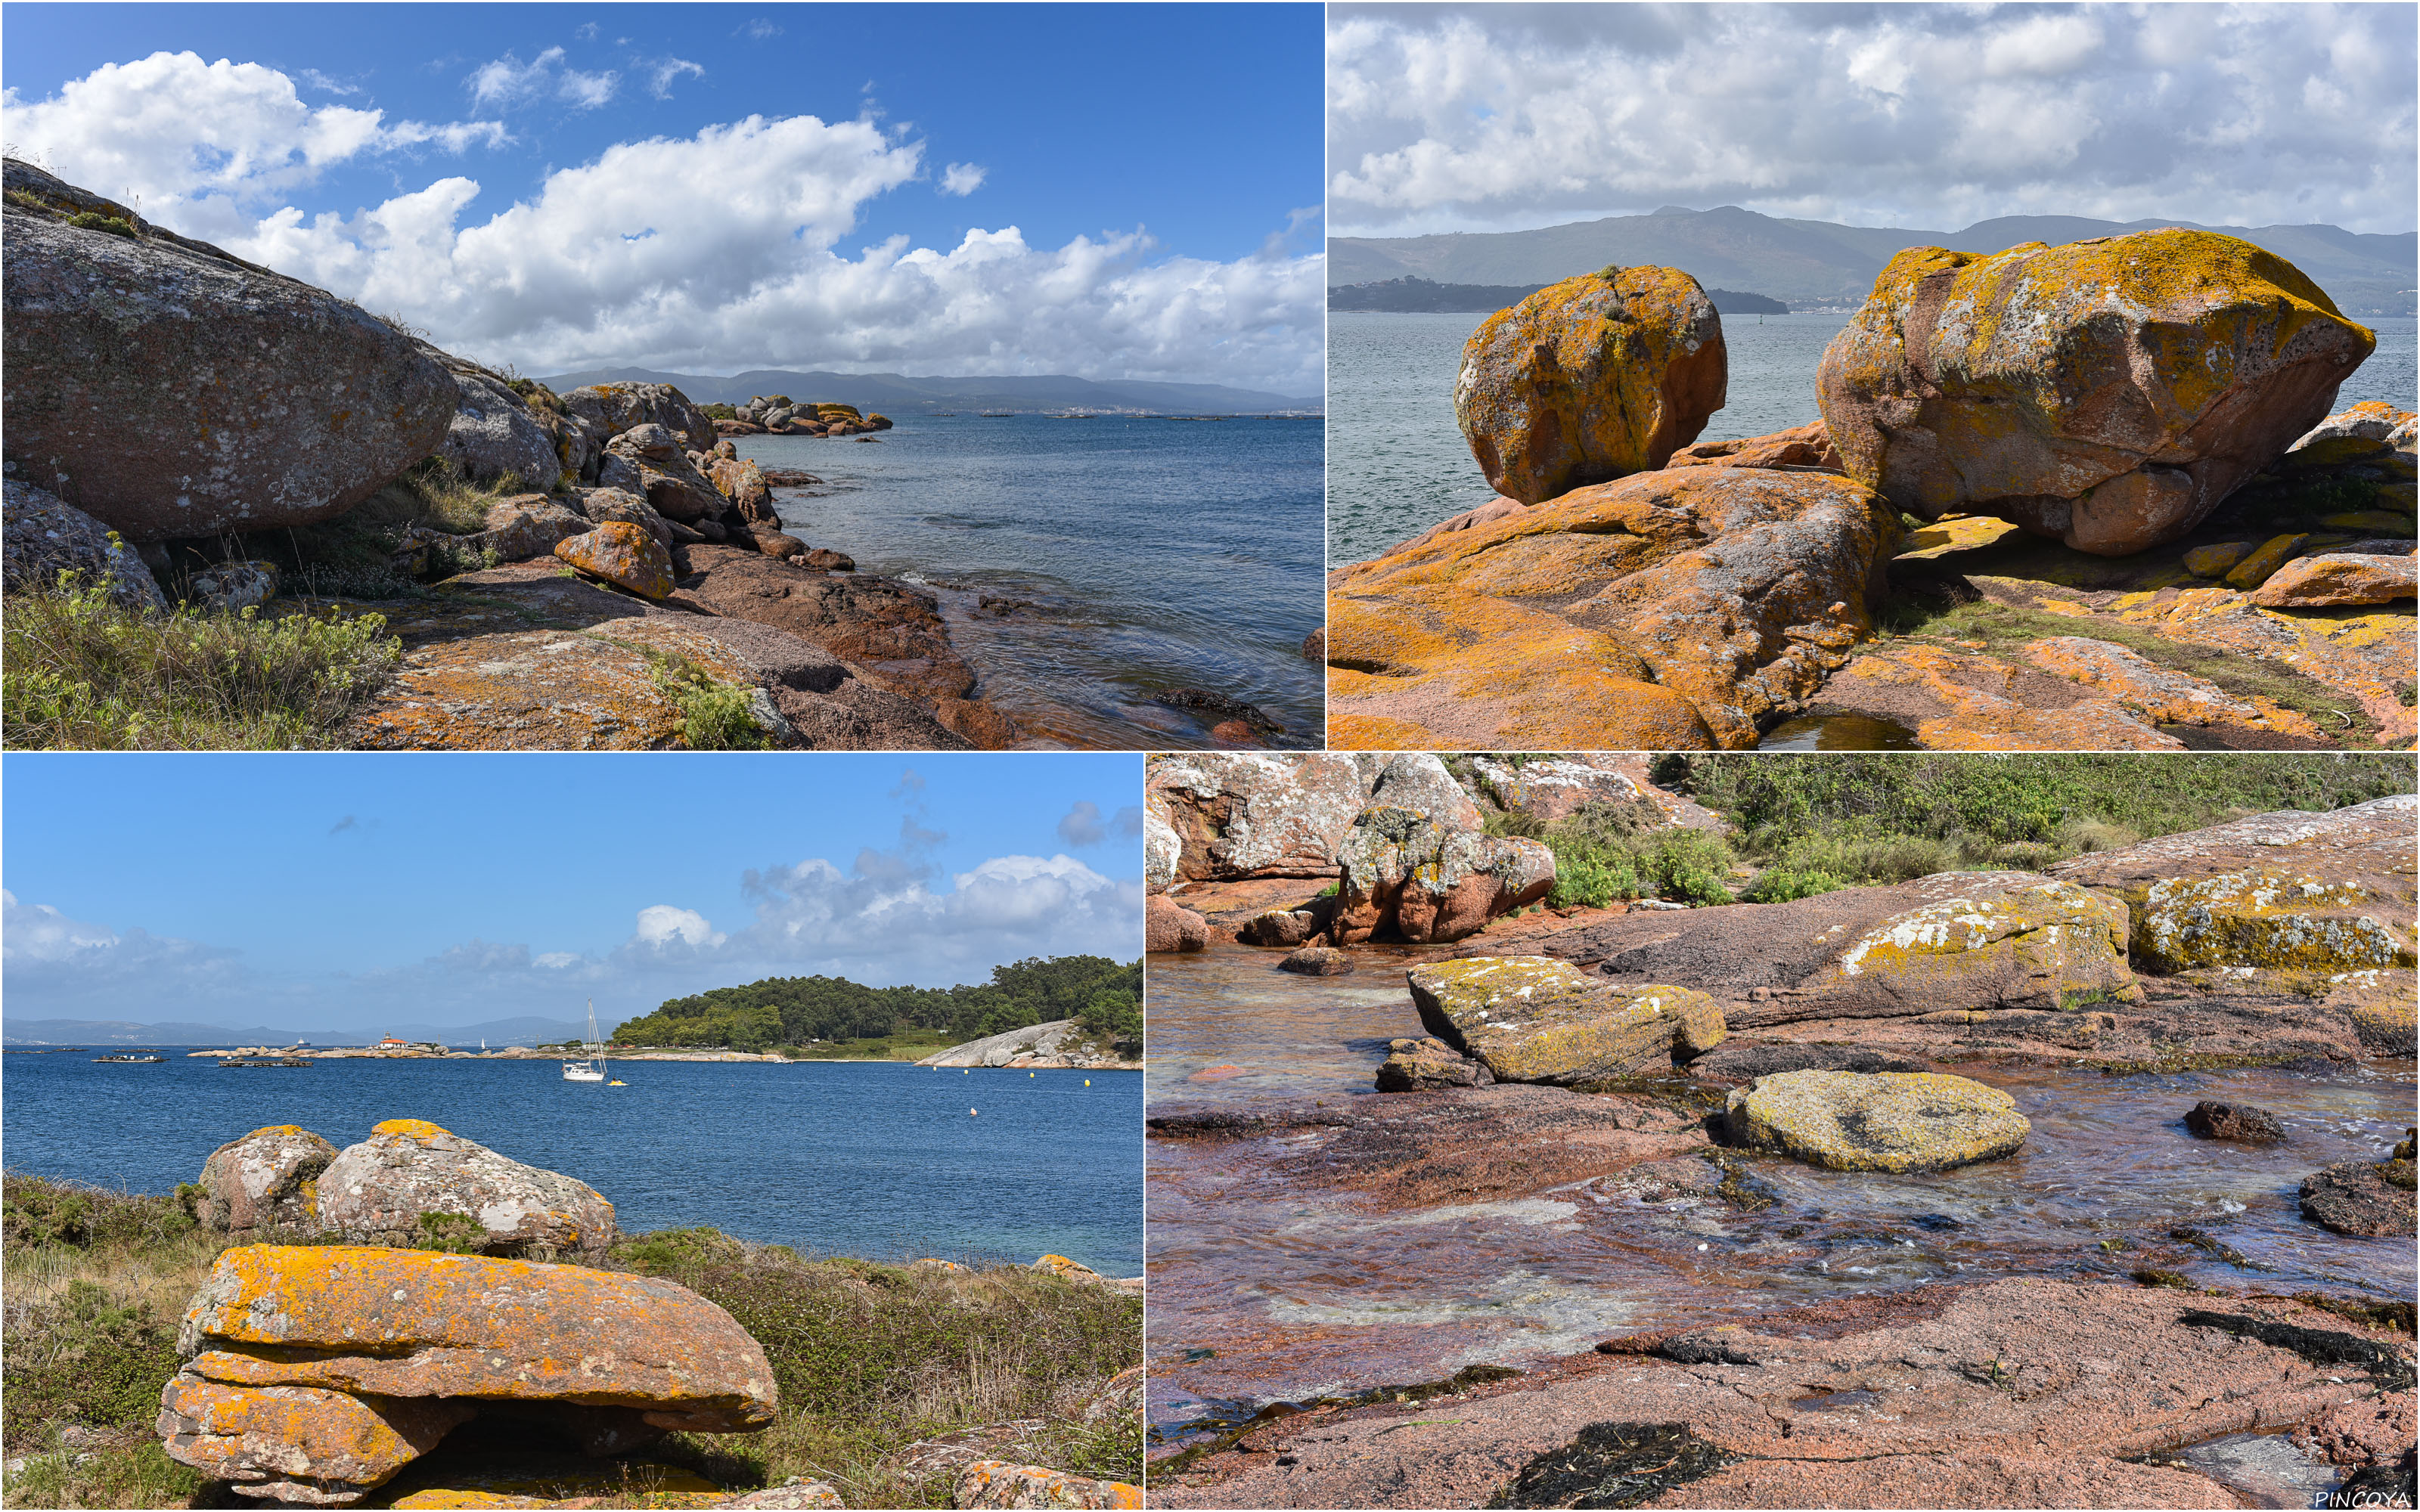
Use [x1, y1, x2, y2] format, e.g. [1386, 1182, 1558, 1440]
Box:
[1508, 801, 1734, 908]
[1, 576, 401, 750]
[647, 655, 774, 751]
[1739, 866, 1850, 904]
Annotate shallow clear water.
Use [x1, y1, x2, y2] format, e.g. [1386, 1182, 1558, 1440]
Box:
[734, 414, 1324, 749]
[2, 1052, 1143, 1273]
[1144, 946, 2415, 1428]
[1327, 311, 2420, 569]
[1758, 713, 1922, 751]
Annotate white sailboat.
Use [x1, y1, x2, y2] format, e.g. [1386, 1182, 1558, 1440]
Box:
[562, 1000, 607, 1082]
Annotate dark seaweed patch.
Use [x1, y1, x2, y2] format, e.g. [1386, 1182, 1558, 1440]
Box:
[1489, 1421, 1736, 1509]
[2177, 1311, 2417, 1390]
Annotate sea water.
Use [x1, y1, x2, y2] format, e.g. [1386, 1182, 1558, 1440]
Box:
[2, 1052, 1143, 1273]
[1328, 311, 2420, 567]
[733, 414, 1324, 749]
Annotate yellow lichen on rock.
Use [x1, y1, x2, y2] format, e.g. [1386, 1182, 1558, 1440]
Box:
[370, 1119, 453, 1143]
[2135, 869, 2416, 974]
[1724, 1070, 2031, 1173]
[1818, 879, 2136, 1011]
[1406, 958, 1723, 1083]
[956, 1460, 1143, 1510]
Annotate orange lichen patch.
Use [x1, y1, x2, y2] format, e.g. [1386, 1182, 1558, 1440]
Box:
[1899, 515, 2023, 558]
[180, 1246, 777, 1425]
[2249, 553, 2418, 609]
[554, 522, 673, 600]
[1032, 1254, 1102, 1279]
[2225, 533, 2327, 590]
[955, 1461, 1143, 1510]
[372, 1119, 454, 1142]
[2116, 589, 2418, 745]
[158, 1377, 473, 1495]
[2020, 636, 2325, 738]
[248, 1124, 317, 1139]
[1326, 468, 1897, 751]
[2033, 596, 2094, 617]
[1822, 644, 2181, 749]
[1663, 420, 1841, 472]
[377, 1456, 726, 1508]
[1455, 265, 1727, 503]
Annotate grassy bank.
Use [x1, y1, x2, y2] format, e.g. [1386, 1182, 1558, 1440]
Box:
[1476, 752, 2416, 910]
[0, 1176, 1140, 1509]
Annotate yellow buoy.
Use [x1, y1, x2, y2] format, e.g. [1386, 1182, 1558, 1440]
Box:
[1084, 1080, 1091, 1086]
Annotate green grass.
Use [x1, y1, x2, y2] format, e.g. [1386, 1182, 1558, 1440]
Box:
[779, 1028, 958, 1061]
[2, 1178, 1140, 1509]
[1494, 800, 1735, 908]
[1871, 594, 2381, 742]
[229, 455, 523, 602]
[2, 575, 400, 750]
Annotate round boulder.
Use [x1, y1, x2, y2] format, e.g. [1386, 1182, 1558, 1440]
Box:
[1816, 229, 2376, 556]
[315, 1119, 617, 1254]
[1146, 894, 1209, 954]
[197, 1125, 340, 1234]
[555, 521, 674, 599]
[1456, 265, 1727, 503]
[1724, 1070, 2030, 1172]
[2, 479, 169, 612]
[1280, 946, 1354, 977]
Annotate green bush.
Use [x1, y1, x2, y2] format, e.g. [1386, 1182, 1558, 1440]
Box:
[1741, 866, 1849, 904]
[413, 1211, 486, 1253]
[0, 1278, 185, 1449]
[2, 575, 400, 749]
[2, 1178, 197, 1251]
[1078, 988, 1142, 1050]
[1548, 850, 1630, 909]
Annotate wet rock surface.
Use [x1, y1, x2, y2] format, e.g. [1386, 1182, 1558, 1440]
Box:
[1279, 946, 1354, 977]
[2185, 1099, 2288, 1145]
[2300, 1157, 2418, 1238]
[1723, 1069, 2032, 1173]
[1150, 1283, 2414, 1510]
[1327, 467, 1901, 750]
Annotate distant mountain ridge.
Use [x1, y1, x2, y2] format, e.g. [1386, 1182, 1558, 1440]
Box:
[534, 367, 1322, 414]
[1329, 276, 1787, 314]
[3, 1015, 600, 1048]
[1330, 206, 2417, 315]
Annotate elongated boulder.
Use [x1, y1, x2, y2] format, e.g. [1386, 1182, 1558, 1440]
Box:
[709, 456, 779, 526]
[1146, 753, 1382, 881]
[1327, 467, 1900, 750]
[1532, 871, 2136, 1024]
[2046, 796, 2418, 977]
[1146, 894, 1208, 954]
[1455, 265, 1726, 503]
[1407, 957, 1724, 1084]
[1724, 1069, 2030, 1172]
[2248, 552, 2417, 608]
[1, 162, 458, 542]
[1816, 229, 2375, 555]
[955, 1461, 1142, 1510]
[315, 1119, 616, 1254]
[197, 1126, 339, 1235]
[555, 521, 675, 600]
[160, 1246, 776, 1503]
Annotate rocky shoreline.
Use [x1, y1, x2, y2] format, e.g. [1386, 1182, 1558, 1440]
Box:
[1329, 233, 2416, 751]
[0, 160, 1021, 751]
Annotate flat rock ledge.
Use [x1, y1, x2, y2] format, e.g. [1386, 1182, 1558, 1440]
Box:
[1723, 1068, 2031, 1173]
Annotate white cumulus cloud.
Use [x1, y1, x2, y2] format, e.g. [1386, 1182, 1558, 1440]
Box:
[1327, 3, 2418, 235]
[466, 46, 619, 111]
[632, 905, 728, 953]
[939, 161, 987, 196]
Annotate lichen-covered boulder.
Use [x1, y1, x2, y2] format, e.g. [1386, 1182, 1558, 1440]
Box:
[1529, 871, 2136, 1024]
[1816, 229, 2376, 556]
[576, 485, 675, 553]
[424, 349, 558, 492]
[606, 426, 724, 522]
[1, 162, 458, 542]
[1724, 1070, 2031, 1172]
[1146, 894, 1208, 954]
[2, 479, 169, 612]
[197, 1126, 339, 1235]
[709, 456, 779, 526]
[2248, 552, 2416, 608]
[2047, 795, 2418, 977]
[955, 1461, 1141, 1510]
[1455, 265, 1726, 503]
[1374, 1035, 1488, 1091]
[1407, 957, 1724, 1084]
[1332, 800, 1554, 946]
[555, 521, 675, 600]
[159, 1246, 775, 1503]
[1145, 754, 1382, 881]
[1327, 467, 1900, 750]
[476, 495, 590, 562]
[561, 383, 717, 456]
[315, 1120, 616, 1254]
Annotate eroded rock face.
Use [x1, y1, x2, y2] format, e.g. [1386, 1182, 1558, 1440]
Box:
[2046, 796, 2418, 979]
[1455, 266, 1726, 503]
[197, 1126, 339, 1235]
[2, 479, 169, 612]
[315, 1119, 616, 1254]
[1816, 229, 2376, 556]
[676, 544, 977, 705]
[1724, 1069, 2031, 1172]
[607, 427, 724, 522]
[1328, 467, 1900, 750]
[1145, 754, 1382, 881]
[158, 1246, 776, 1504]
[561, 383, 718, 457]
[1, 162, 458, 542]
[1533, 872, 2136, 1024]
[1407, 957, 1724, 1084]
[1333, 767, 1556, 946]
[476, 496, 589, 562]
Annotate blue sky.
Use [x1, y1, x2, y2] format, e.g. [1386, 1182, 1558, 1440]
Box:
[2, 753, 1143, 1033]
[2, 3, 1325, 389]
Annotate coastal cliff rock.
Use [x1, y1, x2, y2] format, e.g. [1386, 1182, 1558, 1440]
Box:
[2, 479, 169, 612]
[1816, 229, 2376, 555]
[196, 1126, 340, 1235]
[1723, 1068, 2031, 1172]
[1327, 467, 1901, 750]
[315, 1119, 616, 1255]
[607, 423, 724, 522]
[914, 1018, 1137, 1070]
[1333, 756, 1556, 944]
[675, 544, 980, 707]
[157, 1245, 775, 1503]
[1454, 265, 1726, 503]
[1144, 753, 1384, 881]
[1407, 957, 1724, 1083]
[0, 161, 457, 542]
